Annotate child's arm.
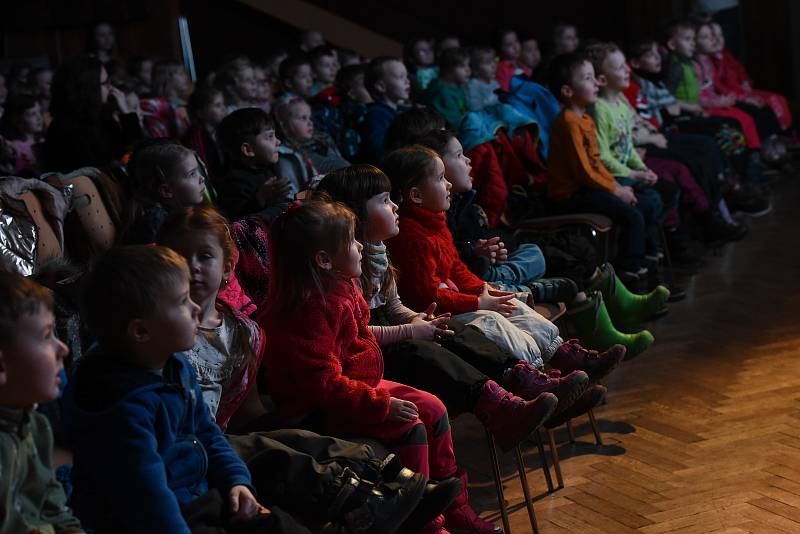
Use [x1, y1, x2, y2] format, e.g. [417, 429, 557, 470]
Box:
[593, 102, 635, 177]
[562, 120, 617, 193]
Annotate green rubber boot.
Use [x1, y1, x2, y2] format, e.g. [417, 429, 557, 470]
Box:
[567, 292, 654, 360]
[589, 263, 670, 330]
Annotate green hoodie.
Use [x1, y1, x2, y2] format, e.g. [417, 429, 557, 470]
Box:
[0, 406, 84, 534]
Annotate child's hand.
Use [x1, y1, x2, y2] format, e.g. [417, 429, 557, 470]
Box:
[614, 184, 638, 205]
[478, 284, 516, 316]
[410, 303, 454, 340]
[720, 95, 737, 107]
[229, 485, 259, 521]
[256, 177, 292, 207]
[744, 95, 765, 108]
[494, 243, 508, 264]
[651, 134, 668, 149]
[630, 170, 657, 185]
[666, 103, 681, 116]
[389, 397, 419, 422]
[473, 237, 502, 264]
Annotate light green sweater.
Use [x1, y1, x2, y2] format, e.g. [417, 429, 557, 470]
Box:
[591, 95, 647, 178]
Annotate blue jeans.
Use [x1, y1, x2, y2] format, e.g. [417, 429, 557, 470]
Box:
[482, 243, 546, 294]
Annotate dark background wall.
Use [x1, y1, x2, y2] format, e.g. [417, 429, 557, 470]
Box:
[1, 0, 796, 101]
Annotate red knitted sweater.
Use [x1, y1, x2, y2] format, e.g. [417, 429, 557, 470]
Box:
[261, 276, 391, 429]
[389, 205, 486, 315]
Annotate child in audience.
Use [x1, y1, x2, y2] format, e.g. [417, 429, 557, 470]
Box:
[215, 107, 291, 221]
[423, 48, 472, 129]
[552, 23, 580, 55]
[520, 36, 542, 74]
[404, 37, 439, 94]
[140, 60, 192, 139]
[382, 144, 639, 366]
[0, 94, 44, 174]
[0, 272, 84, 534]
[263, 199, 502, 533]
[309, 45, 339, 95]
[216, 58, 258, 114]
[311, 64, 371, 160]
[278, 55, 314, 98]
[546, 53, 658, 283]
[182, 83, 227, 183]
[127, 56, 154, 95]
[317, 165, 594, 449]
[273, 95, 348, 195]
[157, 205, 458, 533]
[710, 22, 792, 131]
[587, 42, 681, 266]
[361, 56, 410, 163]
[299, 29, 326, 52]
[124, 141, 208, 244]
[467, 47, 502, 112]
[495, 29, 530, 92]
[251, 63, 274, 113]
[65, 245, 308, 532]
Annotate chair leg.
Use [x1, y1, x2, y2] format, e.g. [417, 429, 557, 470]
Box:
[514, 445, 541, 534]
[546, 429, 565, 489]
[587, 409, 604, 446]
[485, 429, 512, 534]
[565, 420, 577, 443]
[533, 430, 555, 493]
[660, 227, 676, 289]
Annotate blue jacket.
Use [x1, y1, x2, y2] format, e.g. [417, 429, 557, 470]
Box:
[505, 77, 561, 157]
[63, 351, 252, 534]
[360, 102, 397, 164]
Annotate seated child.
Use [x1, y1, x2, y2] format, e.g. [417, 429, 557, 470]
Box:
[495, 29, 531, 92]
[317, 165, 593, 447]
[546, 52, 656, 283]
[215, 58, 258, 113]
[251, 62, 274, 113]
[309, 45, 340, 96]
[361, 56, 411, 163]
[710, 22, 792, 131]
[0, 94, 45, 175]
[0, 272, 83, 533]
[311, 64, 371, 160]
[182, 83, 227, 184]
[552, 23, 580, 55]
[140, 60, 192, 139]
[215, 107, 291, 221]
[404, 37, 439, 95]
[278, 55, 314, 99]
[157, 206, 450, 533]
[123, 141, 208, 244]
[519, 35, 542, 75]
[381, 144, 640, 367]
[65, 246, 307, 532]
[585, 42, 681, 266]
[273, 95, 348, 196]
[423, 48, 472, 129]
[262, 199, 501, 533]
[467, 46, 502, 112]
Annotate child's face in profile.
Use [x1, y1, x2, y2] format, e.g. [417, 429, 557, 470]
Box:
[330, 234, 363, 278]
[313, 54, 339, 85]
[164, 153, 206, 207]
[500, 32, 521, 61]
[450, 60, 472, 85]
[442, 136, 473, 194]
[567, 60, 599, 106]
[285, 101, 314, 141]
[20, 102, 44, 135]
[202, 93, 228, 127]
[413, 157, 452, 212]
[290, 65, 314, 98]
[600, 50, 631, 92]
[380, 61, 411, 103]
[365, 191, 399, 241]
[634, 44, 662, 74]
[474, 55, 497, 82]
[711, 23, 725, 53]
[253, 67, 273, 102]
[694, 25, 716, 55]
[520, 39, 541, 70]
[141, 276, 200, 360]
[669, 28, 696, 58]
[248, 128, 281, 166]
[413, 40, 435, 67]
[556, 27, 579, 54]
[0, 306, 68, 407]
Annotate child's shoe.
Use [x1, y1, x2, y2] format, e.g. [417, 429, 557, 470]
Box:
[401, 477, 463, 534]
[444, 469, 502, 534]
[567, 292, 654, 357]
[589, 263, 670, 328]
[474, 380, 558, 451]
[502, 361, 588, 414]
[548, 338, 626, 382]
[527, 277, 579, 304]
[544, 384, 607, 429]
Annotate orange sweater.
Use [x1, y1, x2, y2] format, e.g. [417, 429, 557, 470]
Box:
[546, 109, 617, 201]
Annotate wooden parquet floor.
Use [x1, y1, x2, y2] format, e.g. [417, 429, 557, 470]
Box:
[452, 175, 800, 533]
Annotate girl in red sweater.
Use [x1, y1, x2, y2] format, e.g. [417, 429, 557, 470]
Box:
[262, 199, 500, 534]
[383, 145, 625, 383]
